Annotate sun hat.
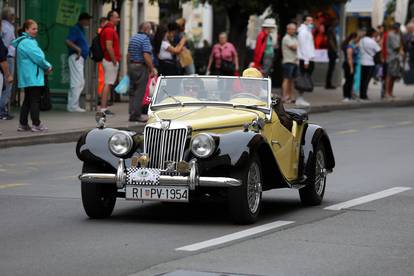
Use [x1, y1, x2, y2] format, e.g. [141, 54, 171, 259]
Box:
[242, 68, 263, 78]
[262, 18, 276, 28]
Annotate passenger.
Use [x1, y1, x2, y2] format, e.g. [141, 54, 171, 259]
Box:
[182, 78, 204, 99]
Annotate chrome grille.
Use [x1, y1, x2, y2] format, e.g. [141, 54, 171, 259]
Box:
[144, 124, 188, 169]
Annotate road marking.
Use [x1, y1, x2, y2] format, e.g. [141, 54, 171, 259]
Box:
[324, 187, 412, 211]
[0, 183, 28, 190]
[397, 121, 412, 126]
[335, 129, 358, 135]
[176, 220, 294, 252]
[369, 125, 385, 129]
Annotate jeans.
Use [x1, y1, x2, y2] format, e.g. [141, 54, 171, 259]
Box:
[326, 50, 337, 87]
[128, 63, 148, 120]
[67, 54, 85, 110]
[0, 57, 15, 116]
[19, 86, 42, 126]
[342, 62, 355, 99]
[298, 60, 315, 95]
[360, 65, 375, 99]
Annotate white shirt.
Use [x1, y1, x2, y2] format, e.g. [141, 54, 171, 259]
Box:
[2, 20, 15, 57]
[158, 40, 174, 61]
[297, 24, 315, 64]
[359, 37, 381, 66]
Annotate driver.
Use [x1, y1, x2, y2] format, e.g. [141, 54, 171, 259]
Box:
[181, 78, 205, 98]
[239, 68, 268, 100]
[242, 68, 293, 131]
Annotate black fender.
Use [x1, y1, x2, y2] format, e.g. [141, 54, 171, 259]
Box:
[196, 130, 290, 189]
[299, 123, 335, 180]
[76, 127, 143, 170]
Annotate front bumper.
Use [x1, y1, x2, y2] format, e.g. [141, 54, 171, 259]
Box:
[79, 159, 241, 190]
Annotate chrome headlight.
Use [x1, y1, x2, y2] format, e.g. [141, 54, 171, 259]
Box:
[190, 133, 216, 158]
[108, 131, 134, 157]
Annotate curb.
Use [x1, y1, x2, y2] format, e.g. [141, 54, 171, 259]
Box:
[1, 99, 413, 149]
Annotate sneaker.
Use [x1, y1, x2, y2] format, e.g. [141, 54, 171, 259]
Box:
[67, 107, 86, 112]
[342, 98, 351, 103]
[295, 97, 310, 107]
[31, 124, 48, 132]
[103, 109, 115, 116]
[0, 114, 14, 120]
[17, 124, 31, 132]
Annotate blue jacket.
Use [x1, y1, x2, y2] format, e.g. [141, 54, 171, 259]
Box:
[12, 32, 52, 88]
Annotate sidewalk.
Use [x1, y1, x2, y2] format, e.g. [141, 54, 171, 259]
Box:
[1, 82, 413, 148]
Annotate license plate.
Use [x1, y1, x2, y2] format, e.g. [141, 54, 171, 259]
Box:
[127, 168, 160, 185]
[125, 186, 189, 202]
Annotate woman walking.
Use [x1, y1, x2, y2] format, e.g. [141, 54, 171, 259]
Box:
[13, 19, 52, 132]
[341, 32, 359, 102]
[207, 32, 239, 76]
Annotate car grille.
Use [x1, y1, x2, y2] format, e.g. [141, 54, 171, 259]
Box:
[144, 124, 188, 169]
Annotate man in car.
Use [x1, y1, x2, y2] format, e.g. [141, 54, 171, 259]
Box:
[181, 78, 205, 99]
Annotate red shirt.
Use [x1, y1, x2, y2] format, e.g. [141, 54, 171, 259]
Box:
[100, 22, 121, 62]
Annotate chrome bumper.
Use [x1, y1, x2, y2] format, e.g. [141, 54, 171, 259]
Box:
[79, 159, 241, 190]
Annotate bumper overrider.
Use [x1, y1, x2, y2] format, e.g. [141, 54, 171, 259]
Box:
[79, 159, 241, 190]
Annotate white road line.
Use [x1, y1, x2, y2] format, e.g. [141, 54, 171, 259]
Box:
[324, 187, 412, 211]
[176, 220, 294, 252]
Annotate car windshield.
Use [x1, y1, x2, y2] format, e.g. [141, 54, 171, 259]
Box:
[152, 76, 270, 108]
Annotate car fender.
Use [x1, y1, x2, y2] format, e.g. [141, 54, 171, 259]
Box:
[76, 128, 142, 170]
[300, 123, 335, 179]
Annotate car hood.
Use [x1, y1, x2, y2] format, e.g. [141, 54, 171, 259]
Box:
[148, 105, 264, 131]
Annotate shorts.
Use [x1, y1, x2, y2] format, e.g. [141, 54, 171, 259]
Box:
[282, 63, 298, 79]
[102, 59, 120, 85]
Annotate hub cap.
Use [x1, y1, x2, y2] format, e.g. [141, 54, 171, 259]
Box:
[247, 162, 262, 214]
[314, 150, 327, 196]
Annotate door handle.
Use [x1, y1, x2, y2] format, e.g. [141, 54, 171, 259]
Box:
[271, 140, 281, 148]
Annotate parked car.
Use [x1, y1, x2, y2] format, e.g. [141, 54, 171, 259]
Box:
[76, 76, 335, 224]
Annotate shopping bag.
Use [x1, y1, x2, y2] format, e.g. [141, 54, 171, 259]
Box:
[115, 75, 130, 95]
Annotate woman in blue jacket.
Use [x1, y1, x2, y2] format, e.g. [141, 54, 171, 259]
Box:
[13, 19, 52, 132]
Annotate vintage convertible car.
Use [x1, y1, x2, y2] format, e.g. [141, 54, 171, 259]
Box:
[77, 76, 335, 224]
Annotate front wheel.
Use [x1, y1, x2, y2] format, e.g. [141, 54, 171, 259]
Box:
[81, 163, 117, 219]
[228, 154, 263, 224]
[299, 144, 327, 205]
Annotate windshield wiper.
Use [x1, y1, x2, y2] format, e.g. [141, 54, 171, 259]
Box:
[161, 87, 183, 106]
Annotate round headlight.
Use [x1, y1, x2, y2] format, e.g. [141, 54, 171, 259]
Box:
[108, 131, 134, 157]
[190, 133, 216, 158]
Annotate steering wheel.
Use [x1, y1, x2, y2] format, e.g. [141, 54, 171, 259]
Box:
[231, 93, 262, 100]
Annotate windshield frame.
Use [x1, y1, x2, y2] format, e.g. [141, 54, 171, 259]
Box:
[150, 75, 272, 114]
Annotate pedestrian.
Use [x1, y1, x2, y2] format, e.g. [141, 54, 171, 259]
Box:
[252, 18, 277, 77]
[403, 22, 414, 66]
[153, 23, 186, 76]
[176, 18, 195, 75]
[341, 32, 359, 102]
[0, 20, 13, 108]
[377, 24, 388, 98]
[0, 6, 16, 120]
[206, 32, 239, 76]
[297, 16, 316, 107]
[100, 10, 121, 116]
[13, 19, 52, 132]
[97, 17, 108, 98]
[127, 22, 156, 122]
[359, 28, 381, 101]
[281, 23, 298, 103]
[385, 23, 403, 100]
[65, 12, 92, 112]
[325, 21, 338, 89]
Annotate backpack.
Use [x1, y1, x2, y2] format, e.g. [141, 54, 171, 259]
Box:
[90, 33, 104, 62]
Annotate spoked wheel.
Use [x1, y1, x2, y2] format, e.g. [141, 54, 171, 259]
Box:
[229, 154, 262, 224]
[299, 144, 327, 205]
[81, 163, 117, 219]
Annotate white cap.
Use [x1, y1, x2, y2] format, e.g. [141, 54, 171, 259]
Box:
[262, 18, 277, 28]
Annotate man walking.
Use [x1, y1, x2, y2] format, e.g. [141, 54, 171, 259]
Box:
[297, 16, 315, 107]
[65, 12, 92, 112]
[100, 10, 121, 115]
[0, 6, 16, 120]
[281, 23, 298, 103]
[127, 22, 156, 122]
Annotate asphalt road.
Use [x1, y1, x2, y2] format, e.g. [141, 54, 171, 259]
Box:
[1, 107, 413, 276]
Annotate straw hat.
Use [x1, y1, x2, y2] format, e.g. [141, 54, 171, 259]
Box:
[242, 68, 263, 78]
[262, 18, 276, 28]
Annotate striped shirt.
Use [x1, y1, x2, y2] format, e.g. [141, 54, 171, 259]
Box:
[128, 32, 153, 63]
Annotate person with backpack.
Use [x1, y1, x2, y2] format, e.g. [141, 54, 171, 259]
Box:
[12, 19, 52, 132]
[99, 10, 121, 116]
[65, 12, 92, 112]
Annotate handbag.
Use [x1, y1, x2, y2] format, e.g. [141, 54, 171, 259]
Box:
[40, 76, 52, 111]
[294, 73, 314, 92]
[388, 58, 402, 79]
[178, 48, 193, 68]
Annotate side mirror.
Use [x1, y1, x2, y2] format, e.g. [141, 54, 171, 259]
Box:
[95, 111, 106, 129]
